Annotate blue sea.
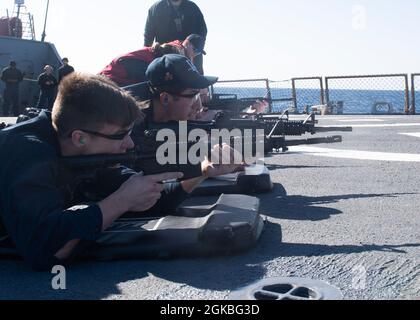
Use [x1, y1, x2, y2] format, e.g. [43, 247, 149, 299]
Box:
[212, 87, 418, 114]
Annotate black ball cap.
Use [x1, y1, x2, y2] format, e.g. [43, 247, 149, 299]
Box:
[186, 34, 207, 55]
[146, 54, 218, 93]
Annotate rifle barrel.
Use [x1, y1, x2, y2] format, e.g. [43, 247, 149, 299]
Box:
[283, 135, 343, 147]
[314, 126, 353, 133]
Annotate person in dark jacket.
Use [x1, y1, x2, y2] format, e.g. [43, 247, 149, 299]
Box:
[37, 65, 58, 110]
[144, 0, 207, 74]
[0, 72, 239, 271]
[58, 58, 75, 83]
[1, 61, 24, 116]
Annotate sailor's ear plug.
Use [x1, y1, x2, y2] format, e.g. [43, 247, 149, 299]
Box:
[79, 138, 85, 145]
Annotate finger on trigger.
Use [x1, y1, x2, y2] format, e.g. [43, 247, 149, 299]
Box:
[153, 183, 165, 193]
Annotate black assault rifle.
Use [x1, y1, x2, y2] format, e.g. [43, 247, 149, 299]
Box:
[139, 126, 343, 155]
[203, 93, 292, 115]
[59, 148, 203, 182]
[142, 111, 352, 154]
[213, 111, 353, 136]
[57, 150, 202, 204]
[58, 148, 204, 203]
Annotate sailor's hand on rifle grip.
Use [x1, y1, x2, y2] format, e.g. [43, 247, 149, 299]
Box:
[195, 109, 220, 121]
[117, 172, 184, 212]
[202, 144, 244, 178]
[246, 100, 269, 115]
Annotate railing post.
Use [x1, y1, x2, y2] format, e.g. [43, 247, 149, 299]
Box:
[265, 79, 273, 113]
[325, 77, 330, 106]
[319, 77, 325, 105]
[404, 74, 410, 115]
[411, 74, 416, 115]
[291, 78, 297, 112]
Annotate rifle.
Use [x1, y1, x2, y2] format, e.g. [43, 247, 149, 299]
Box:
[140, 126, 342, 155]
[212, 111, 353, 136]
[215, 112, 351, 153]
[203, 93, 291, 114]
[57, 149, 202, 204]
[59, 149, 203, 181]
[139, 111, 351, 155]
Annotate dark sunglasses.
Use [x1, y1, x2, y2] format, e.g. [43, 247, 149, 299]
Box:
[68, 128, 133, 141]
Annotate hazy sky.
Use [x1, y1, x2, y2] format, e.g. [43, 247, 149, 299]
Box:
[3, 0, 420, 80]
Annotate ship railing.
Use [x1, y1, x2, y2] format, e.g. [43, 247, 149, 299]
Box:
[324, 74, 410, 115]
[211, 74, 419, 115]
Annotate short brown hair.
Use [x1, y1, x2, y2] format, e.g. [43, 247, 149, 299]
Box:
[151, 42, 184, 57]
[52, 72, 143, 137]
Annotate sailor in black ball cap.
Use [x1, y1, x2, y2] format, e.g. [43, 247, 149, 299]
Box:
[133, 54, 218, 125]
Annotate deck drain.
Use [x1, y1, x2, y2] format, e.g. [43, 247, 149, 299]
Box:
[229, 277, 343, 300]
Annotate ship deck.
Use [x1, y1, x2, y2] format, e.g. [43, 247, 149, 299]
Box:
[0, 115, 419, 300]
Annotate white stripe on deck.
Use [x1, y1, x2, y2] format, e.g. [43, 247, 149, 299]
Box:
[320, 116, 413, 121]
[338, 119, 385, 122]
[399, 132, 420, 138]
[289, 146, 420, 162]
[326, 123, 420, 128]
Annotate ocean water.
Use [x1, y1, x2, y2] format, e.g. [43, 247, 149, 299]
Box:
[212, 87, 417, 114]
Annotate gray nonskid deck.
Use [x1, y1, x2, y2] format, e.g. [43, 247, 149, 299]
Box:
[0, 115, 419, 300]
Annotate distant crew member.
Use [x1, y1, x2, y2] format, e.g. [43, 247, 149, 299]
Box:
[144, 0, 207, 75]
[58, 58, 75, 83]
[1, 61, 24, 116]
[37, 65, 58, 110]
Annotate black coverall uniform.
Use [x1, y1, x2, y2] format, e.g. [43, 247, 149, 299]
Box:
[144, 0, 207, 74]
[37, 73, 58, 110]
[1, 66, 24, 116]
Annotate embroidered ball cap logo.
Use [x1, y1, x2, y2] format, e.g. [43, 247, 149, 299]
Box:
[146, 54, 218, 92]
